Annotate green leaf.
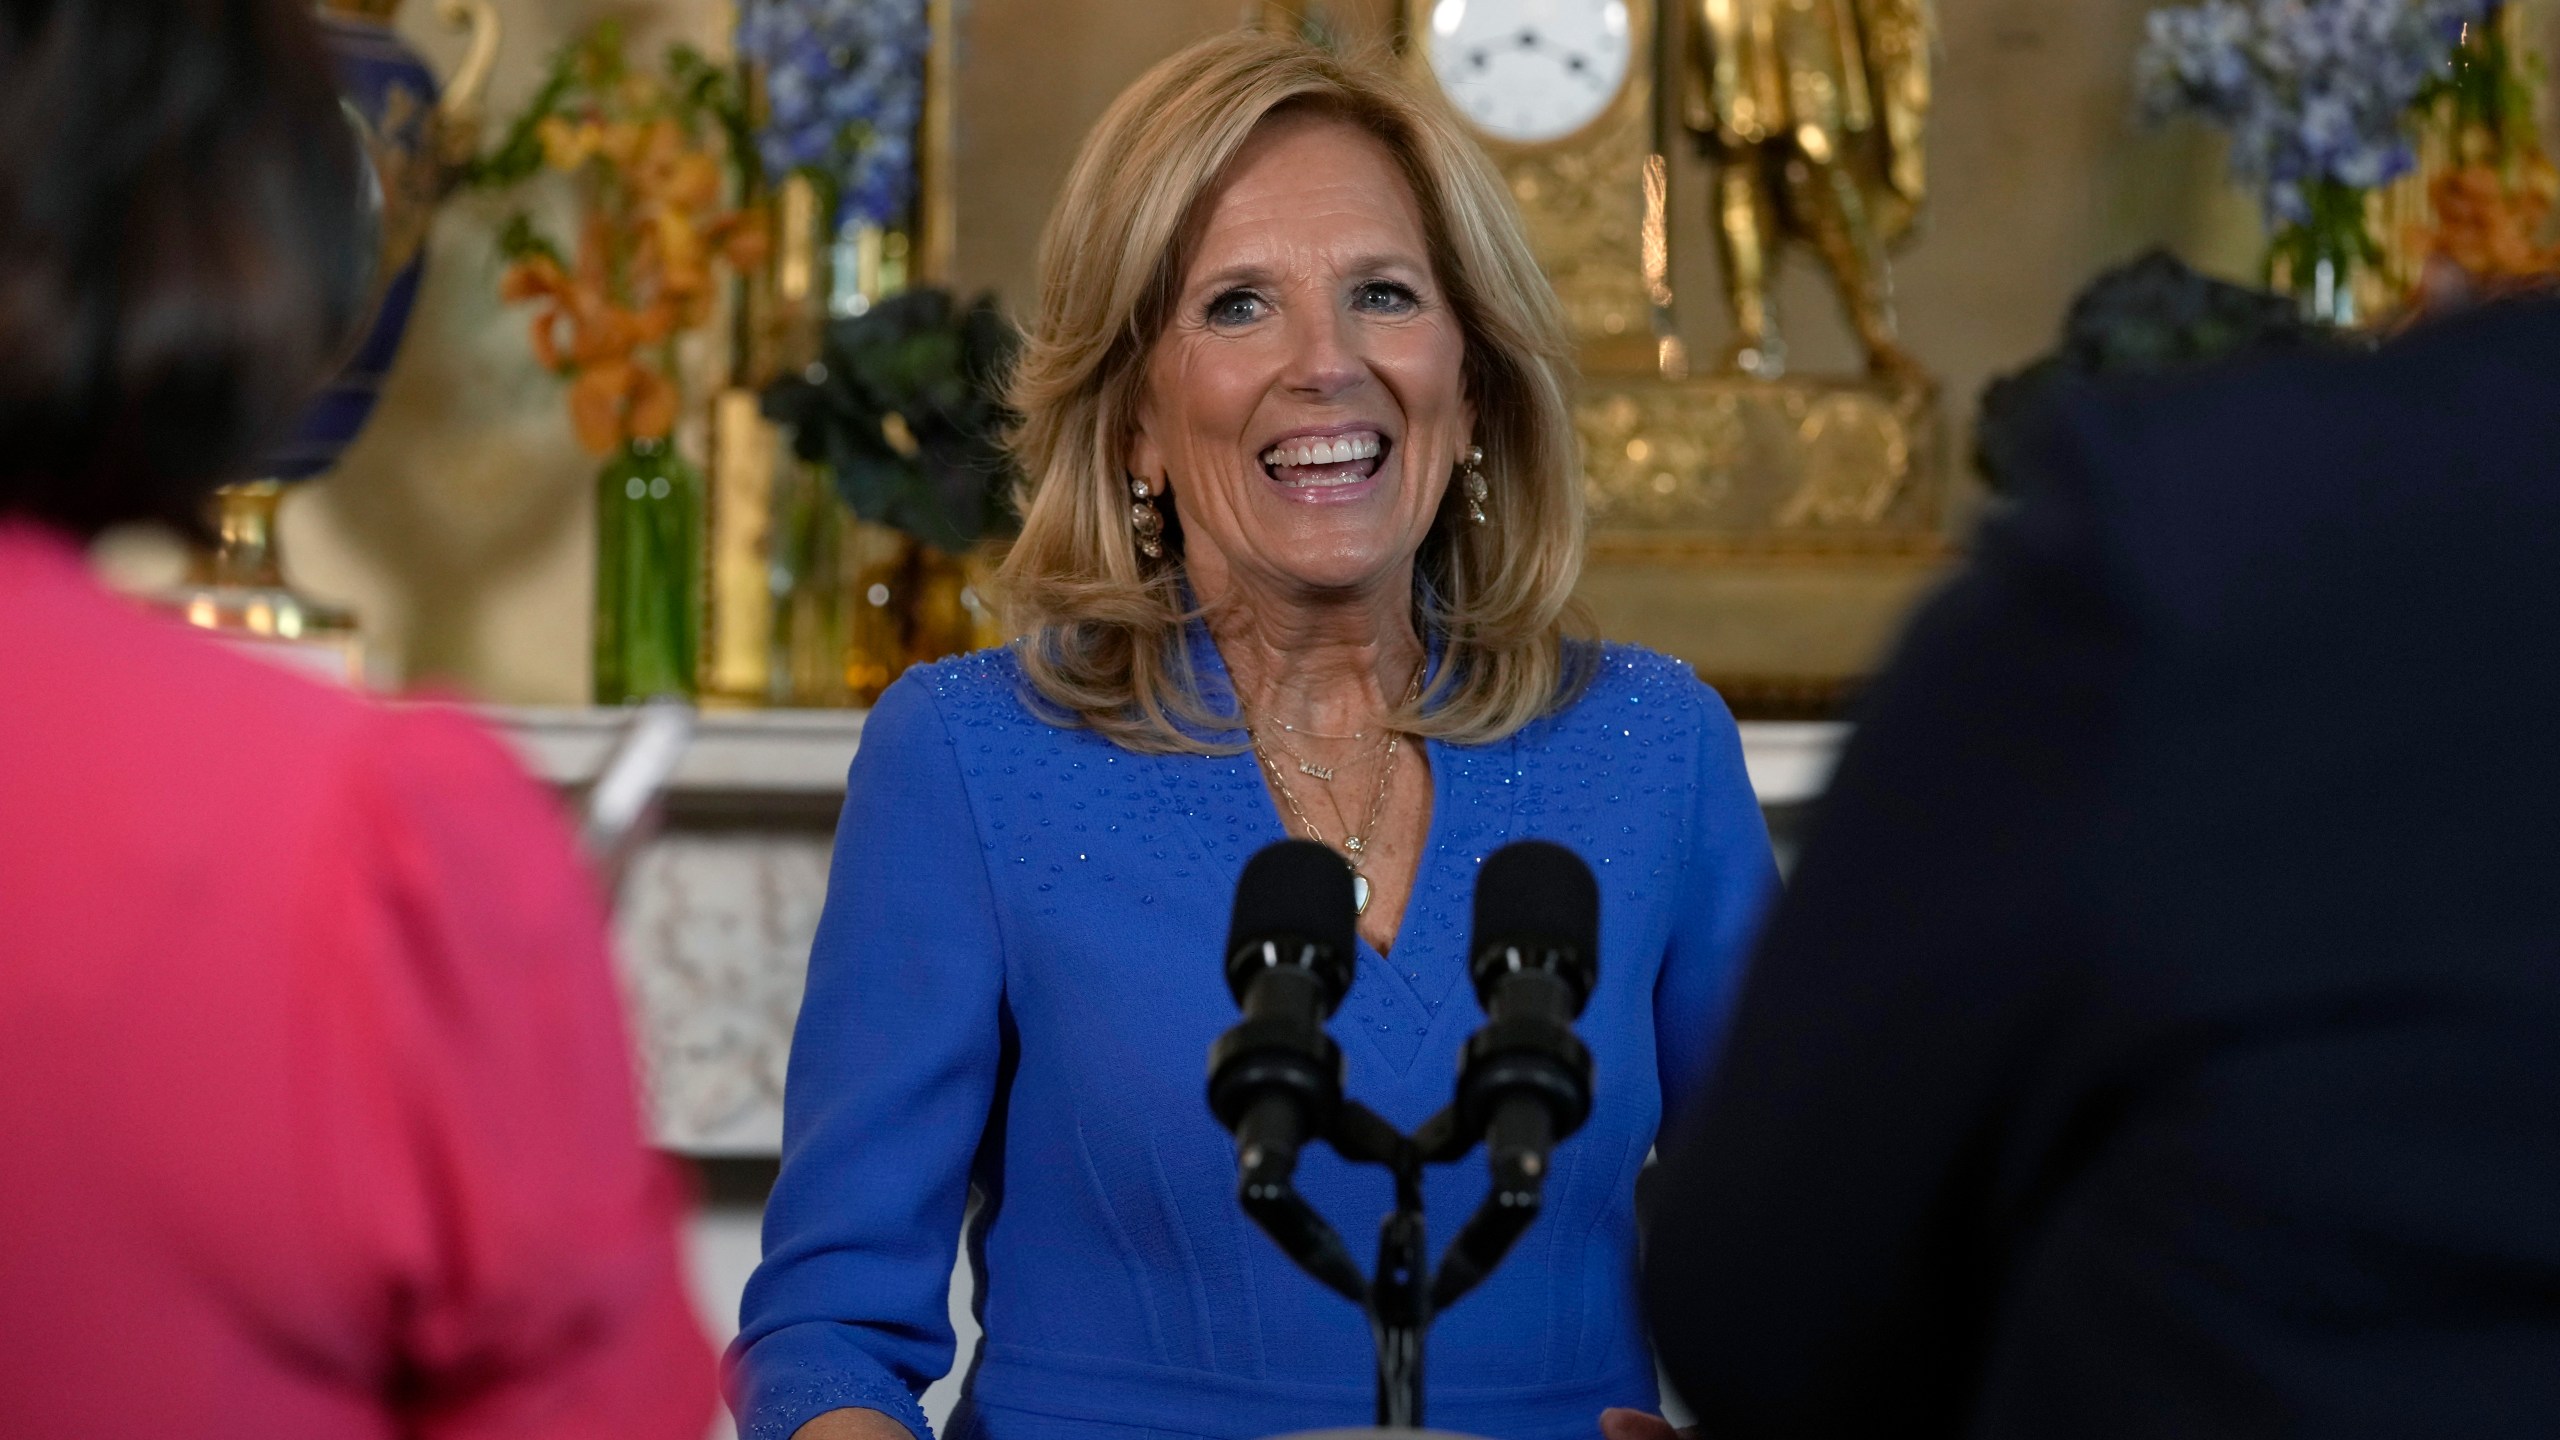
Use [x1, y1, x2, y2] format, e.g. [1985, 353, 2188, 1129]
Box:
[657, 42, 758, 188]
[769, 286, 1025, 547]
[496, 212, 565, 267]
[461, 41, 580, 189]
[574, 19, 630, 89]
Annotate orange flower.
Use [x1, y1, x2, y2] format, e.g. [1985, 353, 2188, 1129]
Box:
[658, 150, 725, 213]
[566, 357, 680, 457]
[491, 52, 764, 458]
[716, 210, 772, 273]
[2420, 160, 2560, 286]
[594, 118, 648, 170]
[499, 252, 567, 305]
[536, 115, 605, 171]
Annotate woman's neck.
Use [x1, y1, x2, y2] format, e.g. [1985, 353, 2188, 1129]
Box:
[1199, 572, 1425, 737]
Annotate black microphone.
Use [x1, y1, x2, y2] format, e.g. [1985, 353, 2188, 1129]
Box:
[1208, 842, 1358, 1255]
[1208, 836, 1604, 1417]
[1435, 840, 1598, 1310]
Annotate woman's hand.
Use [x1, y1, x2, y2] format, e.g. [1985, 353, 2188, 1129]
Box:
[1599, 1406, 1700, 1440]
[791, 1409, 918, 1440]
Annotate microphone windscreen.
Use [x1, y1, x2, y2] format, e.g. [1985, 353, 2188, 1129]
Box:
[1472, 840, 1599, 1000]
[1227, 840, 1358, 1004]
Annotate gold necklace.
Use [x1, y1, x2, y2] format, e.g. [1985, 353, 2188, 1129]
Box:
[1243, 671, 1423, 782]
[1254, 731, 1401, 917]
[1277, 719, 1372, 742]
[1241, 669, 1422, 915]
[1253, 723, 1383, 784]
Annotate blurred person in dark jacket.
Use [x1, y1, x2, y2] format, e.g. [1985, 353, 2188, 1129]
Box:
[1633, 298, 2560, 1438]
[0, 3, 714, 1436]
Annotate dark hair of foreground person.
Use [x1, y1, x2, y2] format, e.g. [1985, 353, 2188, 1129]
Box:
[0, 0, 369, 537]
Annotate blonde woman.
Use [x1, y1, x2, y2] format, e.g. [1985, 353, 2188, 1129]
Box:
[731, 31, 1775, 1440]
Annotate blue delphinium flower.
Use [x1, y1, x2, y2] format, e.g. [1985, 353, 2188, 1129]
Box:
[737, 0, 929, 229]
[2138, 0, 2494, 225]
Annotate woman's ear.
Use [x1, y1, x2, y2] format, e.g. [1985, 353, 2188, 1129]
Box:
[1128, 397, 1172, 498]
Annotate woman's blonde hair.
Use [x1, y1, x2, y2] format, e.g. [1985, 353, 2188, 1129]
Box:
[997, 29, 1588, 753]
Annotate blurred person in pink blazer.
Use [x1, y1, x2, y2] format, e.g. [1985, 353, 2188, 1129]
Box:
[0, 2, 715, 1435]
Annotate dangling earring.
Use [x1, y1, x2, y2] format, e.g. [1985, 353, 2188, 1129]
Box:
[1458, 445, 1489, 527]
[1129, 475, 1166, 560]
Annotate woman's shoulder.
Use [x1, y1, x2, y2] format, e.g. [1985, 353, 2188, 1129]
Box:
[862, 643, 1073, 755]
[1533, 640, 1739, 747]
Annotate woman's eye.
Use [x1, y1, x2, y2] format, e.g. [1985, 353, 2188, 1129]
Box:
[1353, 281, 1419, 314]
[1206, 290, 1266, 327]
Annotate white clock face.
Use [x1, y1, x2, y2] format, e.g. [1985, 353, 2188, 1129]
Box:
[1425, 0, 1634, 145]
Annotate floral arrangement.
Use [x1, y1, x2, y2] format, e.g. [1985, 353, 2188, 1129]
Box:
[760, 288, 1019, 552]
[475, 23, 768, 456]
[735, 0, 929, 228]
[1975, 251, 2335, 492]
[2409, 9, 2560, 289]
[2136, 0, 2493, 229]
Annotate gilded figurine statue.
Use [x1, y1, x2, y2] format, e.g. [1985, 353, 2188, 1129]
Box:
[1683, 0, 1934, 381]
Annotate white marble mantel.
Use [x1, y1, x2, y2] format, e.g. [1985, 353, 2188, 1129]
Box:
[489, 705, 1844, 806]
[483, 707, 1843, 809]
[488, 704, 871, 796]
[489, 706, 1846, 1157]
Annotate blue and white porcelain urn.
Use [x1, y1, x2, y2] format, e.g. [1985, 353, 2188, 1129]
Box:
[176, 0, 499, 661]
[275, 0, 498, 478]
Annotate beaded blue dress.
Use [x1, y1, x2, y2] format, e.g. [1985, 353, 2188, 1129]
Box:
[729, 636, 1778, 1440]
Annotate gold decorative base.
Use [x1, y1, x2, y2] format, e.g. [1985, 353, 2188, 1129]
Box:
[1577, 372, 1948, 556]
[168, 580, 356, 645]
[1575, 550, 1948, 719]
[163, 481, 364, 684]
[1572, 373, 1955, 717]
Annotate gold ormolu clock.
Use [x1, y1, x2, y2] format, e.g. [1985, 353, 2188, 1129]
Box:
[1405, 0, 1675, 378]
[1394, 0, 1950, 718]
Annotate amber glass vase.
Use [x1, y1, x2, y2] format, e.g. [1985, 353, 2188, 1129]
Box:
[843, 526, 981, 705]
[593, 437, 705, 704]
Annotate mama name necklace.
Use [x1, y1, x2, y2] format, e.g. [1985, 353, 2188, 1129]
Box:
[1262, 718, 1378, 778]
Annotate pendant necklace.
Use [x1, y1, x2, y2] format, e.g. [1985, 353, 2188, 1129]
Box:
[1255, 731, 1401, 917]
[1243, 671, 1423, 917]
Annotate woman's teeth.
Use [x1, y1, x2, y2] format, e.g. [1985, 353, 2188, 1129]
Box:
[1260, 432, 1382, 469]
[1260, 432, 1386, 492]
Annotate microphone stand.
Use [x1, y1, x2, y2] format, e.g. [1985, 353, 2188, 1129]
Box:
[1234, 1095, 1548, 1428]
[1214, 839, 1595, 1433]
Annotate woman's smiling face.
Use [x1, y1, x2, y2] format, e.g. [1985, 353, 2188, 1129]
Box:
[1131, 109, 1474, 606]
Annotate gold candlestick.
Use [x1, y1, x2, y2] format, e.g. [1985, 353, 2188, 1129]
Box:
[170, 483, 363, 682]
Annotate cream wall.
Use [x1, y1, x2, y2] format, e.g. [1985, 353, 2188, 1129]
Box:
[279, 0, 2281, 702]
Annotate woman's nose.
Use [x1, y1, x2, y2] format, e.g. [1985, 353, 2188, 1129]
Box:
[1279, 306, 1364, 399]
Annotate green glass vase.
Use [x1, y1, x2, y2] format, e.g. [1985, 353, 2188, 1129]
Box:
[2270, 179, 2384, 327]
[593, 437, 705, 704]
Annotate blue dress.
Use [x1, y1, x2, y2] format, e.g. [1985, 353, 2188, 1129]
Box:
[730, 637, 1778, 1440]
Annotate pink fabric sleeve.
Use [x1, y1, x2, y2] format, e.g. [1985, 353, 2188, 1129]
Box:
[306, 703, 716, 1440]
